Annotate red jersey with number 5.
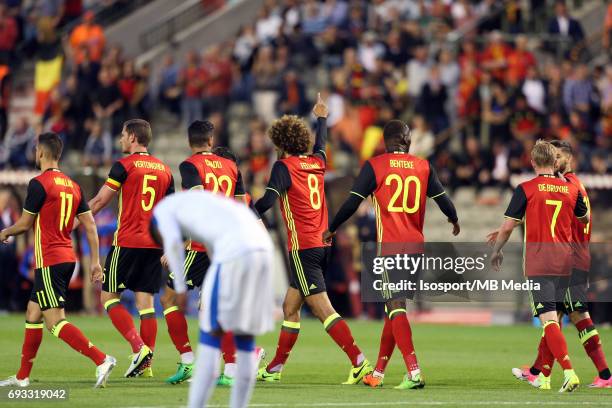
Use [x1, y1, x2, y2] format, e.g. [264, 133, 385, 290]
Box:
[504, 175, 587, 276]
[23, 169, 90, 268]
[278, 155, 328, 251]
[564, 172, 591, 271]
[179, 152, 244, 252]
[368, 152, 433, 244]
[104, 152, 174, 248]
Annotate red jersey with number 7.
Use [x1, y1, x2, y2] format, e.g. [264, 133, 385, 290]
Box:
[504, 175, 588, 276]
[276, 155, 328, 251]
[104, 152, 174, 249]
[23, 169, 90, 268]
[179, 152, 245, 252]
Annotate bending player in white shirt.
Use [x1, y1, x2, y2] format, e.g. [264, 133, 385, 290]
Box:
[150, 190, 275, 408]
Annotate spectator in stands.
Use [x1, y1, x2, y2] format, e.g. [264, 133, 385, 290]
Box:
[603, 2, 612, 52]
[418, 65, 449, 134]
[277, 69, 308, 116]
[233, 24, 257, 70]
[301, 0, 326, 35]
[62, 74, 92, 150]
[410, 114, 434, 159]
[522, 65, 546, 114]
[547, 0, 584, 55]
[180, 50, 204, 127]
[83, 119, 112, 167]
[358, 31, 385, 73]
[454, 136, 494, 193]
[251, 45, 281, 124]
[0, 4, 18, 65]
[0, 63, 9, 141]
[480, 31, 510, 82]
[382, 29, 409, 70]
[563, 64, 595, 115]
[510, 94, 541, 141]
[0, 187, 20, 311]
[320, 25, 352, 69]
[158, 54, 181, 121]
[93, 67, 123, 136]
[69, 11, 106, 68]
[4, 117, 35, 168]
[406, 44, 429, 99]
[482, 80, 511, 143]
[256, 4, 282, 43]
[506, 35, 535, 84]
[202, 44, 233, 115]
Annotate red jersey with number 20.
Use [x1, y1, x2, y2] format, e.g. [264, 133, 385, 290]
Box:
[278, 155, 328, 251]
[105, 152, 174, 249]
[23, 169, 89, 268]
[368, 152, 432, 244]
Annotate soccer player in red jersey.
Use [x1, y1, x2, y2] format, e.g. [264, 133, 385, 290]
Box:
[88, 119, 174, 378]
[0, 133, 116, 388]
[255, 95, 373, 384]
[509, 140, 610, 388]
[491, 140, 589, 393]
[162, 121, 249, 385]
[323, 120, 460, 389]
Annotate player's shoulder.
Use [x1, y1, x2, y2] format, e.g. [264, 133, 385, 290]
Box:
[368, 152, 428, 168]
[281, 154, 324, 170]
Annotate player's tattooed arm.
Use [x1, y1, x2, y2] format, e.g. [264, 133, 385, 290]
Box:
[574, 191, 589, 224]
[90, 162, 125, 214]
[312, 93, 328, 161]
[1, 179, 43, 242]
[255, 161, 291, 215]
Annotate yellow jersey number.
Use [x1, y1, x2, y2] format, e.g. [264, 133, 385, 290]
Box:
[385, 174, 421, 213]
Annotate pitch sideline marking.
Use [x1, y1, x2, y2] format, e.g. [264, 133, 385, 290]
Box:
[126, 401, 612, 408]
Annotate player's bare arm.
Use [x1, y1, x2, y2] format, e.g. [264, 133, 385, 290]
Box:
[312, 92, 328, 119]
[88, 185, 117, 215]
[490, 218, 518, 271]
[78, 210, 103, 283]
[0, 212, 36, 242]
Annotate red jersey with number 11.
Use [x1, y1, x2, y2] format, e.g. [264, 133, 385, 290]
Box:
[105, 152, 174, 249]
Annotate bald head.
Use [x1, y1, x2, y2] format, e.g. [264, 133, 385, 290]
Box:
[383, 120, 411, 152]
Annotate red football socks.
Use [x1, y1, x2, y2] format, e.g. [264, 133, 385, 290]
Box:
[543, 321, 572, 370]
[139, 308, 157, 351]
[221, 332, 236, 364]
[267, 321, 300, 372]
[16, 322, 44, 380]
[390, 310, 419, 373]
[374, 316, 396, 373]
[105, 300, 144, 353]
[53, 321, 106, 366]
[164, 306, 192, 354]
[576, 318, 610, 377]
[324, 313, 363, 367]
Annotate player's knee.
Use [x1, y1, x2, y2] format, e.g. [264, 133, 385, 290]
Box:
[570, 310, 589, 325]
[282, 299, 300, 320]
[160, 289, 176, 309]
[25, 302, 42, 322]
[386, 299, 405, 312]
[135, 293, 154, 310]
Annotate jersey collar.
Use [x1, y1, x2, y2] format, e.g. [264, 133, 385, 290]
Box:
[196, 151, 213, 155]
[538, 174, 556, 178]
[44, 168, 61, 173]
[134, 152, 149, 156]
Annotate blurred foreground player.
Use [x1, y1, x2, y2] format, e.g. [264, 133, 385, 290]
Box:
[324, 120, 459, 389]
[151, 190, 274, 408]
[491, 140, 589, 392]
[0, 132, 115, 388]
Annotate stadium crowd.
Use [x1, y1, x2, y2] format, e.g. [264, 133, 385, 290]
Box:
[0, 0, 611, 321]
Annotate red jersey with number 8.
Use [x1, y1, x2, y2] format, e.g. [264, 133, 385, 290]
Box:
[279, 155, 328, 251]
[368, 152, 431, 244]
[104, 152, 174, 249]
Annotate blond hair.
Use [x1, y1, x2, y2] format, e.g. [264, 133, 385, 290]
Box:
[531, 140, 556, 168]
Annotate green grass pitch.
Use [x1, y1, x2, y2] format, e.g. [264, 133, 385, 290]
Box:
[0, 314, 611, 407]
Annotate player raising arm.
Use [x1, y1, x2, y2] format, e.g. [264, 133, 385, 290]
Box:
[254, 94, 373, 384]
[323, 120, 459, 390]
[0, 133, 115, 388]
[88, 119, 174, 378]
[491, 140, 588, 393]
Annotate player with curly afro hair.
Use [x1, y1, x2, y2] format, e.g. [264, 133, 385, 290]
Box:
[267, 115, 312, 156]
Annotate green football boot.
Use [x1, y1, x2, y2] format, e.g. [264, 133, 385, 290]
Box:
[256, 367, 281, 382]
[342, 359, 373, 385]
[165, 362, 194, 384]
[394, 372, 425, 390]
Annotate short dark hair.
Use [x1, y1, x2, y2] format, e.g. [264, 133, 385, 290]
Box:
[383, 120, 410, 145]
[188, 120, 215, 147]
[212, 146, 238, 164]
[268, 115, 310, 155]
[38, 132, 63, 160]
[550, 139, 573, 156]
[124, 119, 152, 146]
